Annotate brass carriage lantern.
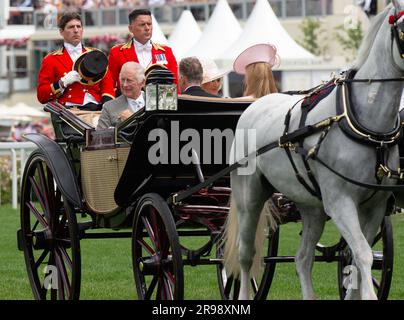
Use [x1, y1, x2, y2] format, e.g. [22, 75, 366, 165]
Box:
[145, 64, 177, 111]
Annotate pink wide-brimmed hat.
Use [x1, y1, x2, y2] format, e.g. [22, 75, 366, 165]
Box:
[233, 43, 280, 75]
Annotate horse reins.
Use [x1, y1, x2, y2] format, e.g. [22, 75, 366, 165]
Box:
[169, 12, 404, 205]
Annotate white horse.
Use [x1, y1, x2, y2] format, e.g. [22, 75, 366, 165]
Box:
[224, 1, 404, 300]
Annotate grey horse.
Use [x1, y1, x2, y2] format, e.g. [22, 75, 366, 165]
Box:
[224, 1, 404, 300]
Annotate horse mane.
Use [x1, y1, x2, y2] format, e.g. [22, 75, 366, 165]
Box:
[351, 4, 393, 70]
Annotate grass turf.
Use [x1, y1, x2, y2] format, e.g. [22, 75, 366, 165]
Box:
[1, 204, 404, 300]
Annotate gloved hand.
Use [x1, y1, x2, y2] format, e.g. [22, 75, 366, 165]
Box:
[60, 71, 81, 88]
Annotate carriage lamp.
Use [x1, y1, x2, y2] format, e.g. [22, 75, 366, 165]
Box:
[145, 66, 177, 111]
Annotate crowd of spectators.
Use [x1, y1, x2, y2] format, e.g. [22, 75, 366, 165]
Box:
[8, 0, 212, 25]
[10, 0, 209, 11]
[10, 119, 54, 141]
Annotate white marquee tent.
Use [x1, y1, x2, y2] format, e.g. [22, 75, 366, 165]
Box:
[168, 10, 202, 60]
[219, 0, 318, 70]
[0, 103, 47, 121]
[151, 14, 168, 45]
[184, 0, 242, 59]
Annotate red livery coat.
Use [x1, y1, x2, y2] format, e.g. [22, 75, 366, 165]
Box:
[108, 40, 178, 90]
[37, 46, 115, 105]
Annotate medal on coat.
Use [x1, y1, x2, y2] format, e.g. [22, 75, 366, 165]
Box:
[155, 53, 168, 64]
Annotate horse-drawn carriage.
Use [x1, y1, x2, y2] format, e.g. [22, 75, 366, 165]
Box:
[18, 0, 404, 300]
[16, 92, 395, 300]
[16, 95, 255, 300]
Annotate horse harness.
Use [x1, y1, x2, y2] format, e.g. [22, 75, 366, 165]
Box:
[169, 70, 404, 205]
[169, 10, 404, 205]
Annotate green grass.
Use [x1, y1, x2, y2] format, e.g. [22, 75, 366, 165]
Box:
[1, 204, 404, 300]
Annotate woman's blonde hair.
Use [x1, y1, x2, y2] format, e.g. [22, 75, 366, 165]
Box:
[243, 62, 278, 98]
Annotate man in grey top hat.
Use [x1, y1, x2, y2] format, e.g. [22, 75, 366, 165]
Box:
[97, 61, 145, 129]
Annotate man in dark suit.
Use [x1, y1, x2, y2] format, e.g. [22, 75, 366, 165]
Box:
[178, 57, 218, 97]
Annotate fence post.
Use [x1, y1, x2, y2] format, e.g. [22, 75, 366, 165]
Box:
[11, 148, 18, 209]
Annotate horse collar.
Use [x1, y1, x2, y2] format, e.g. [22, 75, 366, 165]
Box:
[336, 71, 402, 146]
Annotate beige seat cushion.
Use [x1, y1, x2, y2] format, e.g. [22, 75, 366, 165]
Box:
[68, 107, 101, 128]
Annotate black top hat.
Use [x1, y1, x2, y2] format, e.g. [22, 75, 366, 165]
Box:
[145, 63, 175, 85]
[73, 49, 108, 86]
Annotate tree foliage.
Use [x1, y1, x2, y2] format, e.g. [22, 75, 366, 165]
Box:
[297, 17, 328, 56]
[335, 22, 364, 62]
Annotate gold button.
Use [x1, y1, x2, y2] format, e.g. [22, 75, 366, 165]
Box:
[68, 95, 71, 98]
[69, 88, 72, 91]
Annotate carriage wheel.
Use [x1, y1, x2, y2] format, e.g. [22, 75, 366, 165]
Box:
[217, 228, 279, 300]
[132, 193, 184, 300]
[20, 151, 81, 300]
[337, 216, 393, 300]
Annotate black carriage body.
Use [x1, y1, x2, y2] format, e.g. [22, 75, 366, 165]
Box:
[115, 97, 250, 209]
[29, 97, 251, 229]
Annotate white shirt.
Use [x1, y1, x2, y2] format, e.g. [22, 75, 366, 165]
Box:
[127, 92, 145, 114]
[64, 42, 83, 62]
[133, 38, 152, 69]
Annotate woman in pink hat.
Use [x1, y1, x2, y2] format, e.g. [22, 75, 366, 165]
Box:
[233, 43, 279, 99]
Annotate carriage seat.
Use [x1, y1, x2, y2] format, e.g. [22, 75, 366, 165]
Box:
[67, 107, 101, 128]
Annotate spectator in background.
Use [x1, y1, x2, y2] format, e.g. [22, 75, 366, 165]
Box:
[178, 56, 217, 97]
[233, 43, 279, 99]
[199, 57, 228, 97]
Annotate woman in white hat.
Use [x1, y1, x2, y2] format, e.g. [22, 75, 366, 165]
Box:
[233, 43, 279, 99]
[199, 58, 228, 97]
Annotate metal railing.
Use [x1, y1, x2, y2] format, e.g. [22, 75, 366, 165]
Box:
[0, 141, 36, 209]
[32, 0, 333, 29]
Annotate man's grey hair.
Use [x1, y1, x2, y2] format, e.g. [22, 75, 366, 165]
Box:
[179, 57, 203, 84]
[119, 61, 145, 83]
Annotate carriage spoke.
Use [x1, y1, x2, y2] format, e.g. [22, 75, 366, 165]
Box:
[137, 238, 155, 256]
[372, 231, 382, 247]
[162, 270, 174, 299]
[55, 247, 71, 299]
[45, 166, 56, 211]
[145, 276, 159, 300]
[57, 245, 73, 273]
[141, 216, 157, 249]
[29, 176, 47, 215]
[251, 278, 258, 294]
[36, 162, 51, 217]
[224, 276, 234, 297]
[27, 201, 48, 229]
[372, 276, 380, 290]
[149, 208, 162, 251]
[34, 249, 50, 271]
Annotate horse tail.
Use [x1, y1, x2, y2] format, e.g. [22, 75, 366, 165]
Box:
[223, 197, 278, 278]
[223, 197, 240, 276]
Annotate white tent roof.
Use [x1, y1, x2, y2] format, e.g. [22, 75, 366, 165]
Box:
[184, 0, 242, 59]
[0, 25, 35, 40]
[168, 10, 202, 60]
[0, 103, 47, 120]
[151, 14, 168, 45]
[219, 0, 317, 68]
